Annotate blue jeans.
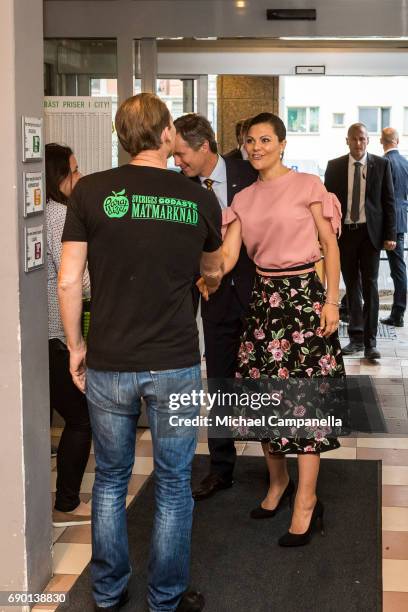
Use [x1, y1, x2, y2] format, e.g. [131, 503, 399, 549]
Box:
[86, 364, 201, 611]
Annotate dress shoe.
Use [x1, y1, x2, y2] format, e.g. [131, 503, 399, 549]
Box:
[341, 342, 364, 355]
[250, 478, 295, 519]
[278, 500, 325, 547]
[176, 591, 205, 611]
[52, 508, 91, 527]
[381, 315, 404, 327]
[192, 473, 233, 501]
[364, 347, 381, 360]
[94, 588, 129, 611]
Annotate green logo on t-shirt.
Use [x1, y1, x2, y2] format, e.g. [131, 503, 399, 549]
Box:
[103, 189, 129, 218]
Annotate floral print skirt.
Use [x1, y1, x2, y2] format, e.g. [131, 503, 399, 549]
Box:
[236, 271, 346, 454]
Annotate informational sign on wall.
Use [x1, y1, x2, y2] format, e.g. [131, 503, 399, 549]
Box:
[25, 225, 44, 272]
[43, 97, 112, 176]
[22, 116, 43, 161]
[23, 171, 44, 216]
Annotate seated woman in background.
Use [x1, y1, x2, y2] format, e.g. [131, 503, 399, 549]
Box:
[46, 143, 92, 528]
[200, 113, 345, 547]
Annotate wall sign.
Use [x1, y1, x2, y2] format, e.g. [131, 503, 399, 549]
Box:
[22, 116, 43, 161]
[44, 97, 112, 176]
[295, 65, 326, 75]
[23, 171, 44, 216]
[25, 225, 44, 271]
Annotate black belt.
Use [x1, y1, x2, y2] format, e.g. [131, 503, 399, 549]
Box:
[344, 222, 366, 231]
[257, 260, 320, 274]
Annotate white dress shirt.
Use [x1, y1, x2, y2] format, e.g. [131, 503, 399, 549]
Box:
[200, 155, 234, 283]
[199, 155, 228, 210]
[345, 153, 367, 224]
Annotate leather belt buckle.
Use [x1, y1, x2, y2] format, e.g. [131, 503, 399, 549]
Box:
[348, 223, 360, 230]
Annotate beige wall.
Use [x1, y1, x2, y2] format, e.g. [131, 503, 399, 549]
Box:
[0, 0, 52, 605]
[0, 0, 26, 593]
[217, 76, 279, 154]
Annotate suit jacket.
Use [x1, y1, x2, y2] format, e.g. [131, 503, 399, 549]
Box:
[385, 149, 408, 233]
[324, 153, 396, 250]
[194, 157, 257, 322]
[224, 148, 244, 160]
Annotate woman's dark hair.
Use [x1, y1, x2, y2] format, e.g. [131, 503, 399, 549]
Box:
[45, 143, 73, 205]
[247, 112, 286, 142]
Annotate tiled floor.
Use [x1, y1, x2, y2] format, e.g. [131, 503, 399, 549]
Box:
[35, 315, 408, 612]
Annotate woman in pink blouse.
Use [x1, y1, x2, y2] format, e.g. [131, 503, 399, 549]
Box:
[209, 112, 345, 547]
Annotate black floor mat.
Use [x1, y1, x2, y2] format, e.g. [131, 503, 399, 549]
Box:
[339, 320, 397, 339]
[60, 455, 382, 612]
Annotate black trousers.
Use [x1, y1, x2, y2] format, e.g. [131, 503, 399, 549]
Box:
[49, 339, 92, 512]
[203, 316, 244, 479]
[339, 224, 380, 348]
[386, 232, 407, 317]
[340, 279, 362, 316]
[340, 293, 348, 314]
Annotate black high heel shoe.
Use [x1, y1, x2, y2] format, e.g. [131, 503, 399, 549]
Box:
[278, 499, 325, 546]
[250, 478, 295, 519]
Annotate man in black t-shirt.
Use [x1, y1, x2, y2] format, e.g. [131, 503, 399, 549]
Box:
[59, 94, 223, 612]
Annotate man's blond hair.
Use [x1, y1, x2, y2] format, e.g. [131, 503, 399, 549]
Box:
[115, 93, 171, 156]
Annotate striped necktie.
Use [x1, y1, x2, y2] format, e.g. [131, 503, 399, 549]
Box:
[203, 178, 214, 191]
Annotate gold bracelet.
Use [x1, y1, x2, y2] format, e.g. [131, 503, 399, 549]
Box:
[324, 300, 340, 307]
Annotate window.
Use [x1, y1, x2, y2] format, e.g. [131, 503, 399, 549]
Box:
[156, 78, 197, 120]
[359, 108, 377, 132]
[44, 39, 118, 168]
[208, 74, 218, 134]
[90, 78, 118, 167]
[287, 107, 319, 133]
[381, 107, 391, 129]
[309, 107, 319, 133]
[358, 107, 391, 133]
[288, 107, 306, 132]
[332, 112, 345, 127]
[404, 108, 408, 135]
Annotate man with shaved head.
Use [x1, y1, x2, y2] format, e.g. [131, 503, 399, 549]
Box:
[325, 123, 396, 360]
[380, 128, 408, 327]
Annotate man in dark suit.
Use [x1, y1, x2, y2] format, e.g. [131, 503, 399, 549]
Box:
[224, 117, 251, 160]
[380, 128, 408, 327]
[325, 122, 396, 360]
[173, 113, 257, 499]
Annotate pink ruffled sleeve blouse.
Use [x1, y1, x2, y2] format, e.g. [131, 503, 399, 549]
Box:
[222, 170, 341, 271]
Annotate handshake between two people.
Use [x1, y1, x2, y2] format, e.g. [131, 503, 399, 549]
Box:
[196, 275, 216, 302]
